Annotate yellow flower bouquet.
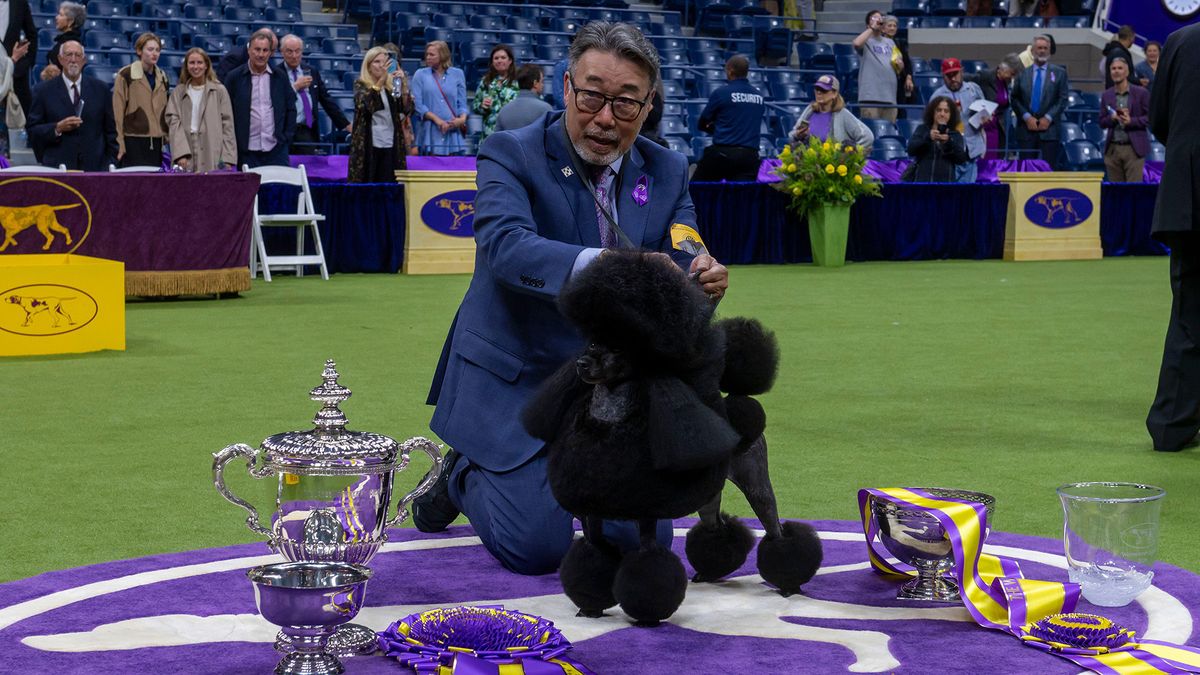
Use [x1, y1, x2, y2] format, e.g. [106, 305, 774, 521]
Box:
[772, 138, 881, 217]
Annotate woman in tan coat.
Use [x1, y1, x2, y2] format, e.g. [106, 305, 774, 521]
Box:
[113, 32, 170, 168]
[165, 48, 236, 172]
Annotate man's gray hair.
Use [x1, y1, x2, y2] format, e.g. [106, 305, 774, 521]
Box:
[999, 53, 1024, 74]
[568, 21, 660, 89]
[58, 1, 87, 32]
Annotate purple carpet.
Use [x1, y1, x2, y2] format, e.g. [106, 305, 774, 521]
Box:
[2, 520, 1198, 674]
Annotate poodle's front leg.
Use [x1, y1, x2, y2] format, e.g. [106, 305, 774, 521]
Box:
[728, 435, 782, 540]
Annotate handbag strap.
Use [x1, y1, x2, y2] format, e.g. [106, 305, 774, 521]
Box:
[431, 70, 457, 118]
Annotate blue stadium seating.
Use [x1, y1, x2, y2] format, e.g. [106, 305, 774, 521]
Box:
[930, 0, 966, 15]
[864, 118, 901, 141]
[835, 54, 860, 78]
[961, 16, 1002, 28]
[666, 135, 693, 161]
[1058, 139, 1104, 171]
[1059, 121, 1086, 144]
[921, 16, 961, 28]
[896, 118, 921, 141]
[872, 137, 908, 161]
[1048, 16, 1090, 28]
[891, 0, 928, 16]
[1082, 121, 1104, 147]
[1148, 142, 1166, 163]
[1005, 16, 1043, 28]
[795, 42, 834, 69]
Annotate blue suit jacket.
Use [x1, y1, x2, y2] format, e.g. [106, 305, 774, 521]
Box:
[222, 63, 297, 163]
[427, 112, 698, 472]
[1010, 63, 1070, 141]
[28, 76, 117, 171]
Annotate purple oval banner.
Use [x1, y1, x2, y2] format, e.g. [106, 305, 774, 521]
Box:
[420, 189, 477, 238]
[1023, 188, 1093, 229]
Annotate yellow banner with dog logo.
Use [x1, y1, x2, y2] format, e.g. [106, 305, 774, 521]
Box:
[0, 254, 125, 356]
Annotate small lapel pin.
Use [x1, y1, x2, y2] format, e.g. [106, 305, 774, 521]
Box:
[561, 167, 573, 177]
[632, 175, 649, 207]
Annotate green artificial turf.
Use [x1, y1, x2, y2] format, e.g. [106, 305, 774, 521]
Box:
[3, 257, 1199, 584]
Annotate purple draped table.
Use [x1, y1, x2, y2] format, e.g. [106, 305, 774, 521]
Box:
[290, 155, 477, 182]
[758, 158, 1054, 184]
[0, 172, 259, 296]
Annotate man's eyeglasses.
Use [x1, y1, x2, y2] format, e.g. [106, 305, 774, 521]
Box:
[568, 75, 648, 122]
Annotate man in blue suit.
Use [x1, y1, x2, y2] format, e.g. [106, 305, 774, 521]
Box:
[27, 41, 116, 171]
[420, 22, 730, 575]
[223, 32, 296, 168]
[1010, 34, 1070, 170]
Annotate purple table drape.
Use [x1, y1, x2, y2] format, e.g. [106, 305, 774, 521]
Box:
[289, 155, 478, 182]
[758, 158, 1052, 184]
[0, 172, 259, 296]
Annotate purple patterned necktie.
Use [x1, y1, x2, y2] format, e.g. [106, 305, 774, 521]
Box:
[293, 68, 313, 128]
[590, 164, 615, 248]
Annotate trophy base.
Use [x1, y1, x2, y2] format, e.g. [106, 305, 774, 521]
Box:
[275, 650, 344, 675]
[276, 624, 378, 657]
[897, 574, 960, 603]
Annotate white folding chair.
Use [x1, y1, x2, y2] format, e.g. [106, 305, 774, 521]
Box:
[242, 163, 329, 281]
[0, 164, 67, 172]
[108, 164, 162, 172]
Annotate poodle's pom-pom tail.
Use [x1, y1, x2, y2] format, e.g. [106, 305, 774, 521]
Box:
[560, 537, 620, 616]
[613, 544, 688, 625]
[757, 520, 823, 596]
[685, 514, 756, 582]
[717, 317, 779, 396]
[724, 395, 767, 450]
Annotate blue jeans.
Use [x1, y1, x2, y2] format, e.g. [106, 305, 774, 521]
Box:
[956, 159, 979, 184]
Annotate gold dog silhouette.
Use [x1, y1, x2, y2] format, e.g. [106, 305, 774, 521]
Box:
[5, 294, 76, 327]
[435, 198, 475, 231]
[1034, 195, 1083, 225]
[0, 203, 81, 251]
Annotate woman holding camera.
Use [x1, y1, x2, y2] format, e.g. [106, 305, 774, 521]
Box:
[905, 96, 969, 182]
[347, 46, 414, 183]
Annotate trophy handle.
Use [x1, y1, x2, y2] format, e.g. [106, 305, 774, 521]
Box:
[387, 436, 444, 528]
[212, 442, 275, 543]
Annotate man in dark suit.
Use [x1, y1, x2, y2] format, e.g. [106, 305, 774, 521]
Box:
[215, 28, 277, 83]
[1, 0, 38, 115]
[223, 31, 296, 168]
[1098, 56, 1150, 183]
[279, 34, 350, 153]
[1010, 34, 1070, 169]
[419, 22, 729, 575]
[1147, 23, 1200, 453]
[27, 41, 116, 171]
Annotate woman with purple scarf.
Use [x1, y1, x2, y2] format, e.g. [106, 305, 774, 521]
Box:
[966, 54, 1023, 159]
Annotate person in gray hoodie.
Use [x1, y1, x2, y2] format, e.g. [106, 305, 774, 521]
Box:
[788, 74, 874, 152]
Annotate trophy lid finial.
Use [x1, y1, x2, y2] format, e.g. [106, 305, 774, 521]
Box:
[311, 359, 352, 433]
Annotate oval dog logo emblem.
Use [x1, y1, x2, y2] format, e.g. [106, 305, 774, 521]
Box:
[421, 189, 476, 238]
[0, 177, 93, 254]
[1024, 188, 1093, 229]
[0, 284, 99, 337]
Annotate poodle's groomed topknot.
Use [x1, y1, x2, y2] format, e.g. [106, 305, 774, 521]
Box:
[558, 250, 714, 370]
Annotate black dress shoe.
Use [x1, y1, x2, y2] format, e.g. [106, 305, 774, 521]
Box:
[413, 449, 461, 533]
[1155, 433, 1200, 452]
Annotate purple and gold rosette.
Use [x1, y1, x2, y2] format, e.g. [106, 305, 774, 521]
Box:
[859, 488, 1200, 674]
[377, 605, 596, 675]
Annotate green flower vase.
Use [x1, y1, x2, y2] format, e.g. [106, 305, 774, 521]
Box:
[808, 204, 851, 267]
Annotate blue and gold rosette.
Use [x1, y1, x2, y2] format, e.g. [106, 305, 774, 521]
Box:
[377, 605, 595, 675]
[859, 487, 1200, 674]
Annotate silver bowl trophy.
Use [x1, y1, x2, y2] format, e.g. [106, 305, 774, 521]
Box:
[248, 561, 372, 675]
[213, 359, 443, 657]
[869, 488, 995, 602]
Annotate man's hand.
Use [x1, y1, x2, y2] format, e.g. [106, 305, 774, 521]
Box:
[55, 116, 83, 135]
[293, 75, 313, 91]
[13, 41, 30, 63]
[1037, 117, 1051, 131]
[176, 157, 190, 170]
[1025, 116, 1039, 132]
[41, 64, 61, 81]
[689, 254, 728, 300]
[1117, 109, 1131, 126]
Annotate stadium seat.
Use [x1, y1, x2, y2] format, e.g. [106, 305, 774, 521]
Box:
[1058, 121, 1086, 144]
[322, 38, 360, 57]
[1048, 16, 1090, 28]
[1148, 142, 1165, 163]
[1058, 139, 1104, 171]
[961, 59, 988, 74]
[666, 135, 693, 161]
[929, 0, 966, 15]
[432, 14, 466, 29]
[264, 7, 300, 22]
[662, 80, 686, 99]
[770, 81, 806, 101]
[661, 117, 690, 138]
[192, 34, 230, 53]
[794, 42, 834, 69]
[833, 43, 857, 57]
[1082, 121, 1104, 147]
[509, 17, 539, 32]
[896, 118, 921, 141]
[872, 137, 908, 161]
[85, 31, 126, 51]
[961, 16, 1002, 28]
[691, 135, 713, 160]
[921, 16, 961, 28]
[891, 0, 928, 16]
[224, 6, 259, 21]
[1005, 16, 1044, 28]
[88, 0, 129, 17]
[835, 54, 860, 78]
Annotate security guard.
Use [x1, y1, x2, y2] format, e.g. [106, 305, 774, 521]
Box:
[693, 54, 766, 182]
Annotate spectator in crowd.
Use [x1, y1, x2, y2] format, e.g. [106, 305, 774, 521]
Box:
[216, 29, 278, 82]
[1147, 22, 1200, 452]
[28, 41, 116, 170]
[931, 57, 987, 183]
[966, 53, 1022, 159]
[1099, 57, 1149, 183]
[881, 16, 914, 118]
[40, 1, 81, 81]
[1102, 25, 1136, 89]
[165, 48, 236, 173]
[852, 10, 899, 123]
[789, 74, 874, 152]
[495, 63, 552, 133]
[1, 0, 35, 116]
[378, 41, 415, 155]
[905, 96, 970, 182]
[0, 45, 14, 157]
[1018, 33, 1056, 68]
[1136, 41, 1161, 89]
[692, 54, 766, 182]
[112, 33, 169, 168]
[223, 31, 295, 168]
[411, 40, 467, 155]
[472, 44, 518, 141]
[347, 46, 413, 183]
[419, 21, 728, 573]
[1011, 0, 1059, 16]
[966, 0, 993, 14]
[1010, 34, 1069, 168]
[279, 34, 351, 154]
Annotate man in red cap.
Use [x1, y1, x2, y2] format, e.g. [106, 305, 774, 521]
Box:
[931, 57, 989, 183]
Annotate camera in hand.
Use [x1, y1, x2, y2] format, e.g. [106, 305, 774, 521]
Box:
[937, 124, 949, 134]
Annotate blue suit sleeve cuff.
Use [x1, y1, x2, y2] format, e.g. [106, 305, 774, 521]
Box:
[571, 248, 603, 277]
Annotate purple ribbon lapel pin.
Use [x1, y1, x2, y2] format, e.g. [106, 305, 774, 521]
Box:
[632, 175, 649, 206]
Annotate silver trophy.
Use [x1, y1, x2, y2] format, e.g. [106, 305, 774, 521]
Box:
[869, 488, 995, 602]
[213, 359, 443, 655]
[248, 561, 371, 675]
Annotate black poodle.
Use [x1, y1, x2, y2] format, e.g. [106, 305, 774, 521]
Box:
[522, 250, 822, 626]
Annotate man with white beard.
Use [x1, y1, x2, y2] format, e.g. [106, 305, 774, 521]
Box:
[28, 40, 117, 170]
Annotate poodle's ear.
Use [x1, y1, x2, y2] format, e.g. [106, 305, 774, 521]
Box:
[522, 359, 586, 443]
[646, 376, 739, 472]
